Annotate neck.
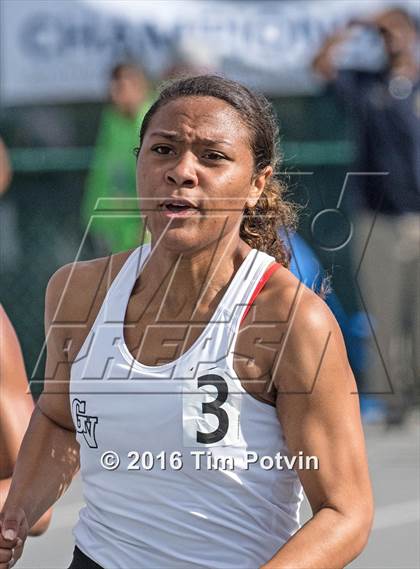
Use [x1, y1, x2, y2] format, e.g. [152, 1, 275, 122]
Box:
[135, 235, 252, 318]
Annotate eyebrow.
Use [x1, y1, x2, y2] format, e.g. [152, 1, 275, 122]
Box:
[149, 130, 232, 146]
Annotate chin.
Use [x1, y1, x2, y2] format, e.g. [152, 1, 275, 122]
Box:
[152, 230, 205, 255]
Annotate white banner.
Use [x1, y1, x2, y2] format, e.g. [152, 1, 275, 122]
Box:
[0, 0, 417, 105]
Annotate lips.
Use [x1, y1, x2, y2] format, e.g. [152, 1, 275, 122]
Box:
[160, 197, 199, 211]
[160, 198, 198, 217]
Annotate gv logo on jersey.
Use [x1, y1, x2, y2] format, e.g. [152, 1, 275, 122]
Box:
[72, 398, 99, 448]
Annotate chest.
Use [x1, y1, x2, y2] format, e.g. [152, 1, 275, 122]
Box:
[68, 272, 280, 407]
[122, 297, 278, 404]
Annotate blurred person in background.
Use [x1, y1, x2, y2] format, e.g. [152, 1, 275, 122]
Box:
[81, 62, 155, 255]
[313, 7, 420, 426]
[0, 304, 52, 536]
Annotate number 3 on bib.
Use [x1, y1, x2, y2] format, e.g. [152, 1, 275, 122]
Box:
[183, 368, 245, 447]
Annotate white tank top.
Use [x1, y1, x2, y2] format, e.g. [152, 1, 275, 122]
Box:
[70, 244, 303, 569]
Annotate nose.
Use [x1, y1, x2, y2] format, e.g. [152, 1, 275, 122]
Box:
[165, 151, 198, 188]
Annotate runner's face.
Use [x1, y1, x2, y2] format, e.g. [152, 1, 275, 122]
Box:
[137, 96, 267, 253]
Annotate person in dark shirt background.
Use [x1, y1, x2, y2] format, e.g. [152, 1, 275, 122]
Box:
[313, 7, 420, 425]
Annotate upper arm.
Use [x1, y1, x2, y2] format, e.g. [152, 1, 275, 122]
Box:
[273, 287, 373, 523]
[0, 305, 34, 466]
[38, 254, 120, 429]
[37, 264, 76, 431]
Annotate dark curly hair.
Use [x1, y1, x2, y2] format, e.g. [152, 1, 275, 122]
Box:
[136, 74, 297, 267]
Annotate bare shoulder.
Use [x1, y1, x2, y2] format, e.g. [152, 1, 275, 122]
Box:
[260, 265, 337, 327]
[46, 251, 130, 317]
[45, 250, 133, 360]
[258, 265, 348, 391]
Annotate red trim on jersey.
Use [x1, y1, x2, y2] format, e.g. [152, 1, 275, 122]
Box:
[239, 262, 282, 326]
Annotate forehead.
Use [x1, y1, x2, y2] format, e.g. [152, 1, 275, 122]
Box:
[146, 96, 250, 145]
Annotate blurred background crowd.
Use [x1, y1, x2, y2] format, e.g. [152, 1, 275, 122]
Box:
[1, 0, 418, 422]
[0, 1, 419, 566]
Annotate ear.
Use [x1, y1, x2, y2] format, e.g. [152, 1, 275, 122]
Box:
[246, 166, 273, 208]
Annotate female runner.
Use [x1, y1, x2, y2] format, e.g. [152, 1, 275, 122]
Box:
[0, 75, 373, 569]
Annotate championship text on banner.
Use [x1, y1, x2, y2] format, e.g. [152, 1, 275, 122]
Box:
[0, 0, 417, 104]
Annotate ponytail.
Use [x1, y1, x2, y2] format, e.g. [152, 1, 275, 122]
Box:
[240, 177, 297, 268]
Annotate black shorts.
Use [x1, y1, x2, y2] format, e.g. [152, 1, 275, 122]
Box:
[67, 546, 104, 569]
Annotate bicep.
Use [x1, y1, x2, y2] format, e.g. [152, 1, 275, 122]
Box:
[275, 296, 372, 517]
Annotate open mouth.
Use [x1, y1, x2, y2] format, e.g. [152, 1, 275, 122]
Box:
[163, 203, 196, 212]
[161, 199, 198, 217]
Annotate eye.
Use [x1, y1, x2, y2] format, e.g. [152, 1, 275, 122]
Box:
[151, 145, 173, 155]
[203, 151, 226, 161]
